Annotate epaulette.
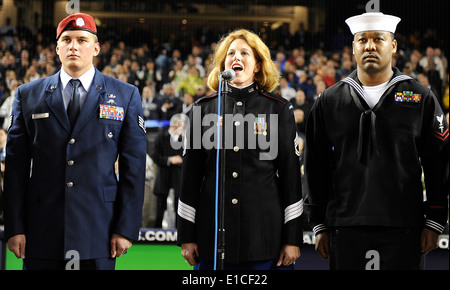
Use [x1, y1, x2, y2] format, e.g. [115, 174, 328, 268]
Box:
[258, 89, 287, 104]
[195, 92, 218, 104]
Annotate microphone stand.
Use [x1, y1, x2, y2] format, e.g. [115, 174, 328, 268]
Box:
[215, 76, 231, 270]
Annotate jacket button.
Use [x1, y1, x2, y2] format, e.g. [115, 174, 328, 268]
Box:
[66, 182, 74, 188]
[236, 101, 243, 106]
[233, 146, 239, 152]
[232, 198, 238, 205]
[67, 160, 74, 166]
[232, 172, 238, 178]
[69, 138, 76, 144]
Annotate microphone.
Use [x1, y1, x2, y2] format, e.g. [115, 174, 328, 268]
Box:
[221, 69, 236, 81]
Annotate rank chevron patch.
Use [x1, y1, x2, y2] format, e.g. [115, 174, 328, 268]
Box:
[435, 114, 449, 141]
[435, 128, 449, 141]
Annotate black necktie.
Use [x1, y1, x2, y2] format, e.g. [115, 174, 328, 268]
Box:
[67, 79, 81, 128]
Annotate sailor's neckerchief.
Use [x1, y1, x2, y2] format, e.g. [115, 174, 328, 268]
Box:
[340, 68, 412, 164]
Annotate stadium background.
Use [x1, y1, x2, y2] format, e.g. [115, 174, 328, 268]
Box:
[0, 0, 448, 270]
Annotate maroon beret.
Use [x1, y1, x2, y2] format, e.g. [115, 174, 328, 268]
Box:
[56, 13, 97, 39]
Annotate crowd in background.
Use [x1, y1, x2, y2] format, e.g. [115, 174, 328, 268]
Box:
[1, 20, 448, 129]
[1, 19, 448, 126]
[0, 19, 449, 227]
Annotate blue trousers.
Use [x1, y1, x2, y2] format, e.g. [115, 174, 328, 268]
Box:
[23, 257, 116, 270]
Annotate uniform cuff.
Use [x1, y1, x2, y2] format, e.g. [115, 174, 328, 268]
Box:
[312, 224, 328, 236]
[424, 219, 445, 234]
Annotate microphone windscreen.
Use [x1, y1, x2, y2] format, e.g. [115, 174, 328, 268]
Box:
[221, 69, 236, 81]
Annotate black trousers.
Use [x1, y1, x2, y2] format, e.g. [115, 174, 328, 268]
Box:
[154, 194, 178, 228]
[329, 226, 424, 270]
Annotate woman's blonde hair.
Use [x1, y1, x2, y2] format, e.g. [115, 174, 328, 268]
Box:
[207, 29, 280, 92]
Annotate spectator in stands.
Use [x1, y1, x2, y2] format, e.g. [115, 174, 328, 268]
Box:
[419, 47, 444, 86]
[160, 82, 182, 120]
[0, 39, 8, 55]
[293, 108, 306, 136]
[109, 53, 119, 74]
[5, 70, 17, 91]
[321, 65, 336, 88]
[141, 85, 162, 120]
[144, 60, 161, 91]
[312, 80, 326, 101]
[294, 55, 308, 76]
[275, 51, 287, 73]
[287, 48, 301, 65]
[117, 72, 128, 83]
[150, 114, 185, 228]
[182, 92, 194, 115]
[284, 61, 299, 88]
[182, 54, 205, 78]
[0, 55, 8, 81]
[24, 64, 40, 83]
[194, 85, 207, 101]
[0, 18, 17, 50]
[339, 59, 354, 79]
[177, 66, 204, 96]
[443, 74, 449, 113]
[297, 71, 315, 100]
[0, 78, 19, 130]
[0, 128, 6, 170]
[417, 73, 442, 107]
[169, 59, 186, 91]
[128, 60, 145, 91]
[0, 128, 6, 225]
[294, 22, 311, 50]
[101, 65, 116, 78]
[0, 82, 7, 107]
[290, 89, 311, 118]
[434, 48, 447, 77]
[191, 45, 207, 67]
[279, 76, 296, 101]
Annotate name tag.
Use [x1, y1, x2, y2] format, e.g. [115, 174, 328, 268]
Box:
[99, 104, 124, 121]
[32, 113, 50, 119]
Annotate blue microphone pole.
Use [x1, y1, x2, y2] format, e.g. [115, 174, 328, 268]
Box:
[214, 69, 235, 270]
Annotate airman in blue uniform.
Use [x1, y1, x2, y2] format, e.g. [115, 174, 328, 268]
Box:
[3, 13, 147, 270]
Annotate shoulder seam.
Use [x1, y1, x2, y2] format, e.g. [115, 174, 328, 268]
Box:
[259, 90, 286, 104]
[195, 92, 218, 104]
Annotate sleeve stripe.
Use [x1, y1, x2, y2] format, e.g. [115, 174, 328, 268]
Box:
[425, 219, 445, 233]
[312, 224, 328, 236]
[284, 199, 303, 224]
[177, 199, 196, 224]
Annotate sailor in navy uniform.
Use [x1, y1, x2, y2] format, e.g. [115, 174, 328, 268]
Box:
[177, 29, 303, 270]
[3, 13, 147, 270]
[305, 12, 449, 270]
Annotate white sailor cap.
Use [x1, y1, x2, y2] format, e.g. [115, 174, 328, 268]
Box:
[345, 12, 401, 35]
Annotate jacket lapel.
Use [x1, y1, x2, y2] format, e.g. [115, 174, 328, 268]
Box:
[71, 69, 105, 136]
[45, 72, 71, 133]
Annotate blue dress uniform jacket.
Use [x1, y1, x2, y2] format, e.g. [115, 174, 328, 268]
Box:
[177, 83, 303, 264]
[3, 69, 147, 260]
[305, 67, 449, 236]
